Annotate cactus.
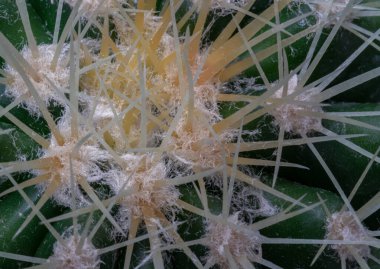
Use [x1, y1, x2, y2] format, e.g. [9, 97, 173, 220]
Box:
[0, 0, 379, 268]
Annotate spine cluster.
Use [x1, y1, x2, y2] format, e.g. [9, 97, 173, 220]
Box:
[0, 0, 379, 268]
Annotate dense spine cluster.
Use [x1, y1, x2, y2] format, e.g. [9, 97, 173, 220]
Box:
[0, 0, 379, 268]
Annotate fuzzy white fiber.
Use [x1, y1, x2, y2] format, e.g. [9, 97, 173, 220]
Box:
[159, 65, 236, 169]
[270, 75, 323, 135]
[113, 12, 172, 52]
[106, 153, 179, 227]
[38, 115, 112, 207]
[63, 0, 122, 16]
[49, 235, 100, 269]
[308, 0, 352, 25]
[151, 64, 222, 121]
[167, 112, 237, 170]
[193, 0, 248, 14]
[232, 185, 277, 221]
[205, 213, 262, 268]
[326, 211, 371, 261]
[4, 44, 70, 115]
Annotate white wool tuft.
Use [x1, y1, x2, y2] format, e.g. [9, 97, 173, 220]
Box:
[166, 112, 237, 170]
[63, 0, 122, 17]
[106, 153, 179, 228]
[151, 65, 221, 120]
[37, 115, 112, 207]
[232, 185, 277, 221]
[326, 211, 371, 261]
[307, 0, 352, 25]
[4, 44, 70, 115]
[193, 0, 248, 14]
[49, 235, 100, 269]
[113, 12, 172, 53]
[205, 213, 261, 268]
[80, 95, 118, 129]
[270, 74, 323, 135]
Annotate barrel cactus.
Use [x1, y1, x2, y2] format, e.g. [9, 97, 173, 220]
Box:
[0, 0, 379, 268]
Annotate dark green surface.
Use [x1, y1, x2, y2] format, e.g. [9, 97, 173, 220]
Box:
[0, 0, 51, 67]
[172, 179, 344, 269]
[220, 100, 380, 212]
[260, 177, 343, 269]
[28, 0, 71, 38]
[241, 2, 316, 83]
[310, 27, 380, 103]
[0, 121, 40, 194]
[0, 121, 40, 163]
[0, 186, 62, 269]
[278, 103, 380, 209]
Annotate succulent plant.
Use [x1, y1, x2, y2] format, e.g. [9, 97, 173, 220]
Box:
[0, 0, 379, 268]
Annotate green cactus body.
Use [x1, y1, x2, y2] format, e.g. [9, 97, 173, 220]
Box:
[0, 186, 63, 268]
